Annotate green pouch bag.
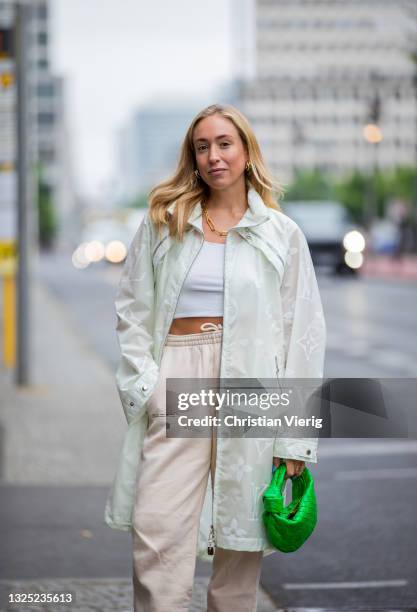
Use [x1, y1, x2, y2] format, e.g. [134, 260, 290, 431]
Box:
[262, 462, 317, 553]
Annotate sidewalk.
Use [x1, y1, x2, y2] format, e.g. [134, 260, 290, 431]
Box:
[0, 280, 125, 486]
[0, 278, 281, 611]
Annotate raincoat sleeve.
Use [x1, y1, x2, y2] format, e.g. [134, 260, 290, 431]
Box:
[114, 214, 159, 424]
[273, 223, 326, 463]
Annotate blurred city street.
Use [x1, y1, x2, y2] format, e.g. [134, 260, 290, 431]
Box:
[1, 0, 417, 610]
[1, 254, 416, 611]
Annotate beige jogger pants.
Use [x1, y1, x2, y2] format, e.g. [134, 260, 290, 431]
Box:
[132, 329, 263, 612]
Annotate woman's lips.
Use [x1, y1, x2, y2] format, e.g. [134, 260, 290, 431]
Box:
[209, 169, 226, 175]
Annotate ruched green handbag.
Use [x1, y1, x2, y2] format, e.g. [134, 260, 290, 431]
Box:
[262, 462, 317, 553]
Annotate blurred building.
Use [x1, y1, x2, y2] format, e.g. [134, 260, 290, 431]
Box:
[0, 0, 76, 248]
[117, 102, 203, 202]
[238, 0, 417, 183]
[34, 2, 75, 230]
[230, 0, 256, 82]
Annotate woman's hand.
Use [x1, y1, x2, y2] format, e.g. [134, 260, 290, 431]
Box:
[273, 457, 305, 478]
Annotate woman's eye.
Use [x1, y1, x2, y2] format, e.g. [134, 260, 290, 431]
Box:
[196, 142, 230, 152]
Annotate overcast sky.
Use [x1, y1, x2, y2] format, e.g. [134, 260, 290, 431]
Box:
[50, 0, 234, 200]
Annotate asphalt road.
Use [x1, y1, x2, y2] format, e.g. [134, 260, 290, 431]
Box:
[37, 253, 417, 379]
[3, 252, 416, 609]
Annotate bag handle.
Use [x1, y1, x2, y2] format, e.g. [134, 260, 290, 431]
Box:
[272, 462, 290, 493]
[273, 461, 307, 501]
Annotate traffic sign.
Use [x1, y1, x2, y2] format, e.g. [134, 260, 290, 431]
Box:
[0, 28, 14, 59]
[0, 161, 14, 172]
[0, 239, 16, 259]
[0, 71, 13, 88]
[0, 239, 17, 275]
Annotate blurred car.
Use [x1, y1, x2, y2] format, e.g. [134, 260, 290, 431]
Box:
[71, 219, 131, 269]
[283, 200, 366, 275]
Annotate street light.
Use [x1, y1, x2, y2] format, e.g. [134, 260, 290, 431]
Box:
[363, 123, 383, 145]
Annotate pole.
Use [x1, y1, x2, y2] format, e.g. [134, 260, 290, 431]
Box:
[15, 2, 32, 385]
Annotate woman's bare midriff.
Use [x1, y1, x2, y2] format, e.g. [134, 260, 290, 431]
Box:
[169, 316, 223, 335]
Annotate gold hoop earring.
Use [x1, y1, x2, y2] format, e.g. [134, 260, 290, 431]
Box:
[245, 161, 252, 173]
[194, 169, 200, 178]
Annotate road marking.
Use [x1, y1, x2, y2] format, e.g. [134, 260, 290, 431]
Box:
[335, 467, 417, 480]
[371, 350, 417, 375]
[283, 579, 408, 590]
[318, 440, 417, 457]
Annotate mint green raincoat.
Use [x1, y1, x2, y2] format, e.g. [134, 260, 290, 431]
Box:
[104, 187, 326, 558]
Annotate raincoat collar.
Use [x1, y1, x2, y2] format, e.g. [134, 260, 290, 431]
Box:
[166, 186, 271, 233]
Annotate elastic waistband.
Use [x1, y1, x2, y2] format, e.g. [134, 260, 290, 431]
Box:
[166, 329, 223, 347]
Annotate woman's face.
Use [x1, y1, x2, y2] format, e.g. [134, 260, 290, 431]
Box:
[193, 113, 248, 193]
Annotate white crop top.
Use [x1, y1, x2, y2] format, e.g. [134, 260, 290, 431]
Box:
[174, 241, 225, 318]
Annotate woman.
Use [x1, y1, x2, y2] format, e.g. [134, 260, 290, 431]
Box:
[105, 104, 326, 611]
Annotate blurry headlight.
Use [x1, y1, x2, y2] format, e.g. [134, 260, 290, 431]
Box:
[72, 243, 90, 269]
[105, 240, 127, 263]
[343, 230, 365, 253]
[85, 240, 105, 262]
[344, 251, 363, 269]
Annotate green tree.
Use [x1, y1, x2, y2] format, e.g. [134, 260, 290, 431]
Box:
[37, 164, 57, 249]
[384, 166, 417, 203]
[283, 169, 334, 202]
[333, 170, 368, 222]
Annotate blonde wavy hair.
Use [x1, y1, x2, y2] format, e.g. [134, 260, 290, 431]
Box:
[148, 104, 283, 239]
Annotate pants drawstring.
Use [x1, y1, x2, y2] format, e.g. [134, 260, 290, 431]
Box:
[200, 322, 223, 332]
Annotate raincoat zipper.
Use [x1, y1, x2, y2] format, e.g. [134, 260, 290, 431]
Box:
[154, 226, 217, 554]
[209, 230, 233, 555]
[157, 226, 218, 555]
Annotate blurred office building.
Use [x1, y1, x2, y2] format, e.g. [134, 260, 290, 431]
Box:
[237, 0, 417, 184]
[231, 0, 256, 82]
[117, 102, 203, 202]
[0, 0, 76, 249]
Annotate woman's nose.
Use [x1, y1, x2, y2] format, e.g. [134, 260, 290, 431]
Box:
[208, 145, 220, 162]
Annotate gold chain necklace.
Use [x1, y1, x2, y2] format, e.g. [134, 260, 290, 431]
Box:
[202, 206, 228, 237]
